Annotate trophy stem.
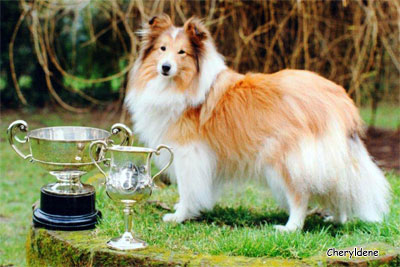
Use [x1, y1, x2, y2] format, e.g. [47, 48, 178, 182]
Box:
[124, 205, 134, 234]
[106, 203, 147, 250]
[42, 170, 94, 195]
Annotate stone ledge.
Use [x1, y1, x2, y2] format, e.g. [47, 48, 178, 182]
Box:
[26, 226, 399, 266]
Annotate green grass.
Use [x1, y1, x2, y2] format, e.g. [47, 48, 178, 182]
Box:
[0, 105, 399, 266]
[360, 103, 400, 129]
[95, 175, 400, 259]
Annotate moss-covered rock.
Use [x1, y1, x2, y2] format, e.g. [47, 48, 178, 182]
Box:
[26, 226, 399, 266]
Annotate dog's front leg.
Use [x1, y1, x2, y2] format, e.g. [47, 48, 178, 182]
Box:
[163, 143, 216, 223]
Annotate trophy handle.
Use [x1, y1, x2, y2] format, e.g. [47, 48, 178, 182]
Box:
[111, 123, 133, 146]
[89, 140, 109, 178]
[151, 145, 174, 182]
[7, 120, 32, 160]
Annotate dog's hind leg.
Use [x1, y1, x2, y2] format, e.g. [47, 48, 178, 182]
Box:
[273, 191, 309, 232]
[163, 142, 217, 223]
[264, 165, 309, 232]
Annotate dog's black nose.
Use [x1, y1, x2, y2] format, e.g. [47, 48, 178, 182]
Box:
[162, 63, 171, 73]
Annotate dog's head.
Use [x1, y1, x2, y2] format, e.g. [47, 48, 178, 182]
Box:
[138, 14, 210, 80]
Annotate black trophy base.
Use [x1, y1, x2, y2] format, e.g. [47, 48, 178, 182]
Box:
[33, 188, 101, 231]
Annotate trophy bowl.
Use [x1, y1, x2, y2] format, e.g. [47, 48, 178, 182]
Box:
[7, 120, 133, 230]
[89, 141, 173, 250]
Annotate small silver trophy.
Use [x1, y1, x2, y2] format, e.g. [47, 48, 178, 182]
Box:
[89, 141, 173, 250]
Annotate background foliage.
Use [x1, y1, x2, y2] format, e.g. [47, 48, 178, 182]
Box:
[1, 0, 399, 116]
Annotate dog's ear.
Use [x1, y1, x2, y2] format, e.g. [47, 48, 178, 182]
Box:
[147, 14, 172, 32]
[139, 14, 172, 60]
[184, 17, 208, 71]
[184, 17, 208, 43]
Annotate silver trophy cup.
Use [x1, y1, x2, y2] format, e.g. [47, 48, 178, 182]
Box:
[7, 120, 133, 230]
[89, 141, 173, 250]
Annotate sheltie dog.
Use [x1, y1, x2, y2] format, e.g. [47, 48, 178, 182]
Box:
[125, 14, 390, 231]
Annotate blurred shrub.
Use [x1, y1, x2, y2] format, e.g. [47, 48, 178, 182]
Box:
[1, 0, 399, 112]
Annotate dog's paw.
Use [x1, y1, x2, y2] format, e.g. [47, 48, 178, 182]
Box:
[323, 214, 347, 224]
[273, 225, 290, 232]
[163, 212, 186, 223]
[273, 225, 298, 232]
[323, 215, 335, 223]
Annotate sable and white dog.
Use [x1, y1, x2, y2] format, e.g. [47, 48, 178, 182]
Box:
[125, 14, 390, 231]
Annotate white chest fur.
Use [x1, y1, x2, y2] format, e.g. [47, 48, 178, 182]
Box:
[125, 76, 186, 149]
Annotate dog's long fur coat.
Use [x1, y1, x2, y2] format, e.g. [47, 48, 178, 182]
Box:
[125, 14, 390, 231]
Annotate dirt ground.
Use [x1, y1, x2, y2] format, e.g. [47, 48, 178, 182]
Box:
[364, 127, 400, 172]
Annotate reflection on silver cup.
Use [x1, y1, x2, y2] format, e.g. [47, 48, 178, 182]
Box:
[106, 162, 152, 203]
[7, 120, 133, 231]
[7, 120, 133, 195]
[89, 142, 173, 250]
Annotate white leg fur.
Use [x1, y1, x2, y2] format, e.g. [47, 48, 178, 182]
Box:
[274, 193, 309, 232]
[264, 166, 290, 211]
[163, 142, 218, 223]
[263, 166, 309, 232]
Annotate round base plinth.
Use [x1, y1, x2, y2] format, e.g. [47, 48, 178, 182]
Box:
[33, 208, 101, 231]
[33, 188, 101, 231]
[107, 232, 147, 251]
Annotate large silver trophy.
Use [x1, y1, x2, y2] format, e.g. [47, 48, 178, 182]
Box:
[89, 141, 173, 250]
[7, 120, 133, 230]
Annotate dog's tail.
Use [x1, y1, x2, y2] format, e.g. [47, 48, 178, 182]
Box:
[344, 134, 390, 222]
[288, 129, 391, 222]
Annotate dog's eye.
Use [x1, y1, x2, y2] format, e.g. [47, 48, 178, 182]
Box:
[178, 50, 185, 54]
[160, 46, 166, 51]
